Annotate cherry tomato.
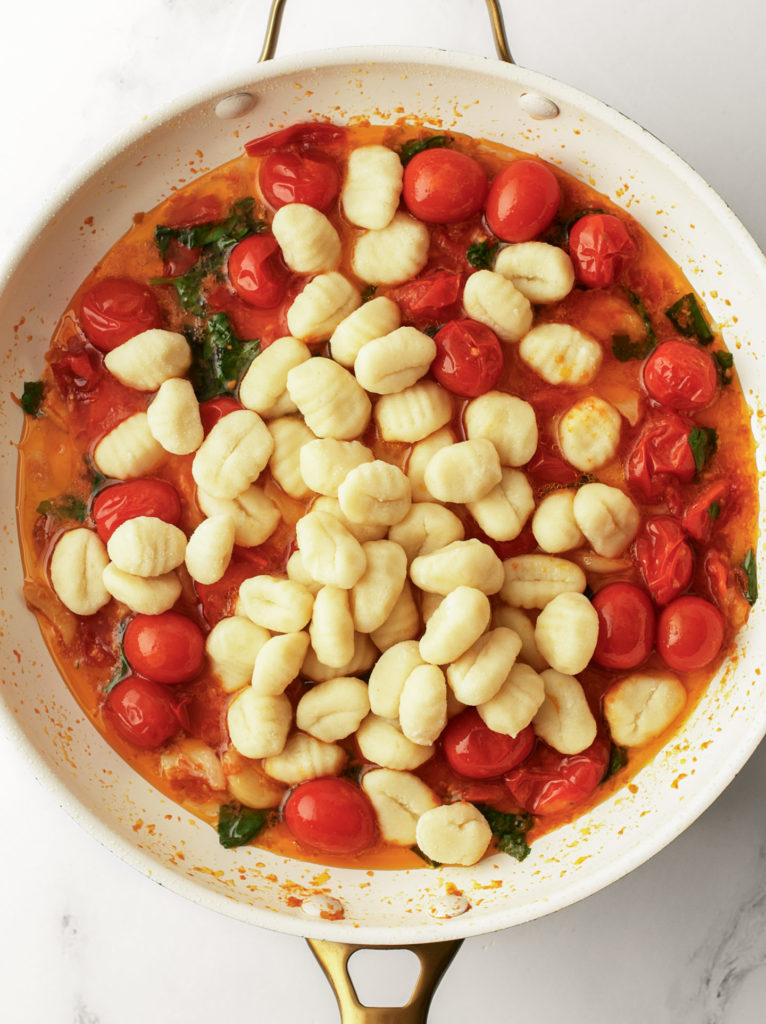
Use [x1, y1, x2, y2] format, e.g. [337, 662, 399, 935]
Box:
[505, 737, 610, 816]
[626, 411, 696, 503]
[259, 149, 341, 211]
[123, 611, 205, 685]
[244, 122, 347, 156]
[592, 582, 656, 669]
[105, 675, 182, 749]
[442, 709, 535, 779]
[431, 318, 504, 397]
[392, 270, 463, 321]
[402, 148, 488, 224]
[635, 516, 694, 606]
[80, 278, 162, 352]
[92, 479, 182, 544]
[283, 777, 377, 856]
[228, 234, 289, 309]
[199, 394, 243, 434]
[682, 480, 729, 542]
[163, 193, 223, 227]
[51, 346, 102, 401]
[656, 595, 725, 672]
[643, 340, 718, 411]
[568, 213, 637, 288]
[485, 159, 560, 242]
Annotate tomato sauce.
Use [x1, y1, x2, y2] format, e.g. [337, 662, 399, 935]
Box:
[16, 121, 758, 870]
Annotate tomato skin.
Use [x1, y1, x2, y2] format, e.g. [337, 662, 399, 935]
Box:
[635, 515, 695, 606]
[228, 234, 289, 309]
[402, 149, 488, 224]
[656, 595, 725, 672]
[80, 278, 162, 352]
[505, 737, 610, 816]
[105, 675, 183, 749]
[431, 318, 504, 397]
[643, 340, 718, 411]
[259, 149, 341, 211]
[283, 778, 377, 856]
[568, 213, 638, 288]
[123, 611, 205, 685]
[485, 159, 560, 242]
[199, 395, 243, 434]
[392, 270, 463, 322]
[244, 122, 346, 157]
[592, 582, 656, 669]
[682, 480, 729, 542]
[626, 410, 696, 503]
[442, 709, 535, 779]
[92, 480, 182, 544]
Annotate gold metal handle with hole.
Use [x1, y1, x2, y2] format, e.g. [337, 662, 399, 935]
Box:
[308, 938, 463, 1023]
[259, 0, 514, 63]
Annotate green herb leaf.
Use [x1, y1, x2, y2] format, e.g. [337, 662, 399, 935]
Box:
[466, 239, 499, 270]
[217, 803, 268, 849]
[102, 618, 131, 695]
[398, 135, 449, 166]
[665, 293, 714, 344]
[20, 380, 44, 416]
[611, 289, 657, 361]
[36, 495, 87, 523]
[361, 284, 378, 302]
[477, 805, 534, 862]
[604, 744, 628, 780]
[409, 845, 441, 868]
[713, 349, 734, 385]
[708, 500, 721, 520]
[688, 426, 718, 473]
[186, 312, 259, 403]
[743, 548, 758, 605]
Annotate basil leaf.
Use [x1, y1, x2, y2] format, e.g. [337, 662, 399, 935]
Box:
[708, 500, 721, 520]
[665, 293, 714, 344]
[477, 805, 534, 862]
[604, 744, 628, 780]
[36, 495, 87, 523]
[743, 548, 758, 605]
[713, 349, 734, 385]
[466, 239, 499, 269]
[217, 803, 268, 849]
[361, 284, 378, 302]
[398, 135, 449, 166]
[20, 380, 44, 416]
[611, 289, 656, 361]
[186, 313, 260, 403]
[688, 426, 718, 473]
[102, 618, 131, 695]
[409, 845, 441, 868]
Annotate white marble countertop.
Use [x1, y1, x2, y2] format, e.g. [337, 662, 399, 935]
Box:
[2, 1, 766, 1021]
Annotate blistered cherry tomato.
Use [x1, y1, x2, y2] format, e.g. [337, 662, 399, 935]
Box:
[244, 122, 347, 156]
[392, 270, 463, 321]
[485, 159, 560, 242]
[656, 595, 725, 672]
[592, 582, 656, 670]
[80, 278, 162, 352]
[505, 737, 610, 816]
[105, 675, 182, 749]
[568, 213, 637, 288]
[635, 516, 694, 606]
[402, 148, 488, 224]
[259, 149, 341, 211]
[442, 709, 535, 779]
[199, 395, 243, 434]
[682, 480, 729, 543]
[643, 340, 718, 411]
[626, 410, 696, 503]
[228, 234, 289, 309]
[123, 611, 205, 685]
[431, 318, 503, 397]
[92, 479, 182, 544]
[283, 778, 377, 856]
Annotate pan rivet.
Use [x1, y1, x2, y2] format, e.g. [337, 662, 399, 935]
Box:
[215, 92, 257, 119]
[301, 894, 345, 919]
[519, 92, 560, 120]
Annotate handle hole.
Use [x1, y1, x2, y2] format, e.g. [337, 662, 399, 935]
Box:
[347, 948, 421, 1008]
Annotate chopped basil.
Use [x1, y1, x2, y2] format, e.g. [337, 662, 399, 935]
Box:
[20, 380, 44, 416]
[743, 548, 758, 605]
[186, 312, 260, 403]
[713, 349, 734, 384]
[665, 293, 714, 344]
[466, 239, 499, 269]
[36, 495, 87, 523]
[688, 426, 718, 473]
[217, 803, 268, 849]
[361, 284, 378, 302]
[398, 135, 449, 166]
[422, 324, 442, 338]
[477, 805, 534, 862]
[708, 500, 721, 520]
[611, 289, 656, 361]
[410, 845, 441, 868]
[604, 745, 628, 780]
[102, 619, 131, 695]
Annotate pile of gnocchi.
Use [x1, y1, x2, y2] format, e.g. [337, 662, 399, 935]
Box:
[19, 122, 756, 868]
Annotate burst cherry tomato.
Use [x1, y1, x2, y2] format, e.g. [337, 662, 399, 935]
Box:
[92, 480, 182, 543]
[505, 737, 610, 816]
[105, 675, 183, 749]
[392, 270, 463, 321]
[123, 611, 206, 685]
[199, 395, 243, 434]
[259, 149, 341, 211]
[431, 318, 504, 397]
[402, 148, 488, 224]
[643, 339, 718, 411]
[80, 278, 162, 352]
[569, 213, 638, 288]
[682, 480, 729, 542]
[485, 159, 560, 242]
[626, 410, 697, 503]
[228, 233, 289, 308]
[244, 122, 347, 156]
[656, 595, 725, 672]
[592, 582, 656, 669]
[442, 709, 535, 779]
[635, 516, 695, 606]
[283, 778, 377, 856]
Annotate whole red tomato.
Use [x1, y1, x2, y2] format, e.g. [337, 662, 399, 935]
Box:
[485, 159, 560, 242]
[259, 149, 341, 211]
[656, 595, 725, 672]
[569, 213, 637, 287]
[228, 234, 289, 308]
[92, 480, 182, 544]
[123, 611, 206, 685]
[105, 676, 183, 749]
[80, 278, 162, 352]
[283, 778, 377, 856]
[592, 582, 656, 669]
[643, 339, 718, 411]
[431, 318, 504, 397]
[442, 709, 535, 779]
[403, 148, 488, 223]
